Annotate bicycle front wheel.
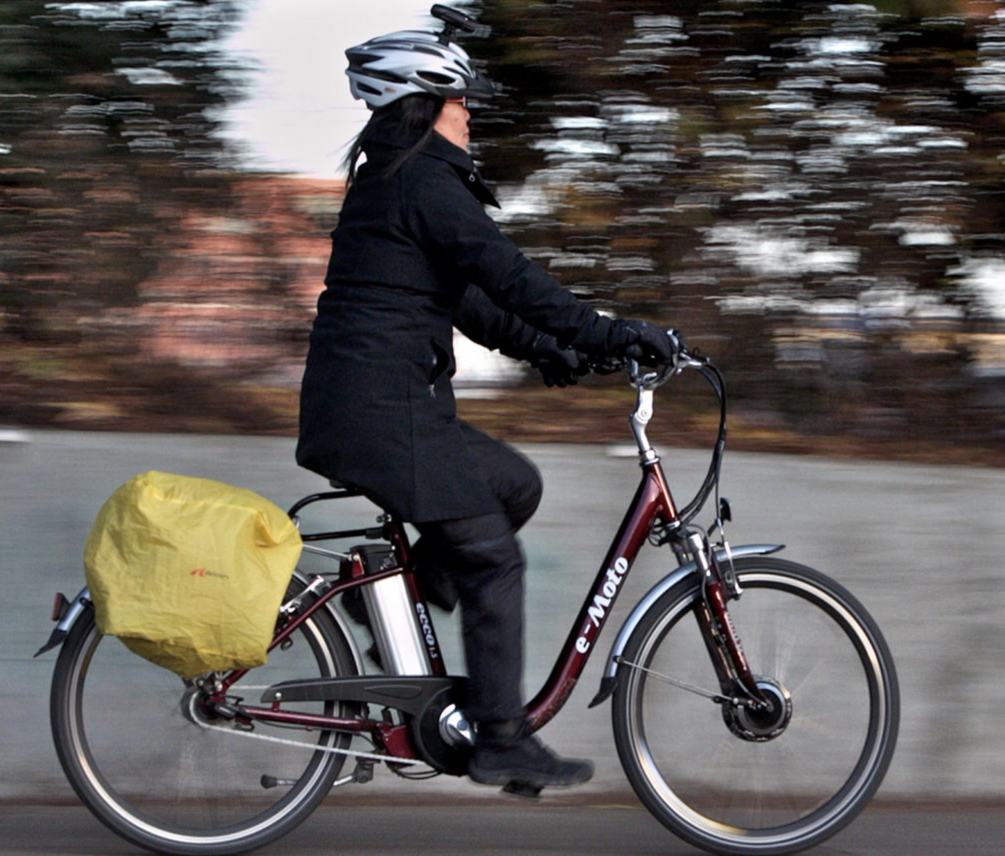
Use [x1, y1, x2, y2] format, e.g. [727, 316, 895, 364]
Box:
[50, 577, 359, 856]
[612, 557, 898, 856]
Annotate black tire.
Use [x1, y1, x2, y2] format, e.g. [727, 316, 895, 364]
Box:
[612, 558, 898, 856]
[51, 577, 359, 855]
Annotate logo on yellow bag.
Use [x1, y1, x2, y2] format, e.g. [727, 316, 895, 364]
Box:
[189, 568, 230, 579]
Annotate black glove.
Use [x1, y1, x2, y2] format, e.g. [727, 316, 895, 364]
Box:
[613, 320, 679, 366]
[529, 333, 589, 388]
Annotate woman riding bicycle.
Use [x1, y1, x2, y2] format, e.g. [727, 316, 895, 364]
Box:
[296, 13, 677, 791]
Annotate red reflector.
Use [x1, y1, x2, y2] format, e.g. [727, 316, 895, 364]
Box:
[51, 592, 67, 622]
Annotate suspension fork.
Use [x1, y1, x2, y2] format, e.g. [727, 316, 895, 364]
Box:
[686, 532, 768, 708]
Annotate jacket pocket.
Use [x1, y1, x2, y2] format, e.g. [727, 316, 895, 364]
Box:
[427, 338, 452, 397]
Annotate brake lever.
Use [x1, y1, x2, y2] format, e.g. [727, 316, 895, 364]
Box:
[588, 357, 625, 376]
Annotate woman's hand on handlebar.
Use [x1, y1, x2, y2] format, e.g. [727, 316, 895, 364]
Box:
[585, 325, 689, 377]
[610, 320, 681, 367]
[622, 320, 679, 365]
[529, 334, 590, 387]
[528, 324, 690, 385]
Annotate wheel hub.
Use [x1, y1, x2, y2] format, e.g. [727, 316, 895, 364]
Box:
[721, 677, 792, 742]
[179, 684, 226, 726]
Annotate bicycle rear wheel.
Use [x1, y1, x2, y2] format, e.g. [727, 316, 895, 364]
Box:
[51, 576, 359, 856]
[612, 557, 898, 856]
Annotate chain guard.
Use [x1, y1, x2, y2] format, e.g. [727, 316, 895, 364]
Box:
[409, 683, 472, 775]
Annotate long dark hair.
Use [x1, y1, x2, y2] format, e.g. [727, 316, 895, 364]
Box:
[341, 94, 444, 184]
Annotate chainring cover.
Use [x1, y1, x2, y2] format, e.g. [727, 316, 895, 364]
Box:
[409, 682, 472, 774]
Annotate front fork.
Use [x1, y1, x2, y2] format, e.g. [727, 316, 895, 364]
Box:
[685, 531, 769, 710]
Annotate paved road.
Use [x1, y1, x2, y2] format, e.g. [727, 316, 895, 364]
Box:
[4, 429, 1005, 805]
[2, 800, 1002, 855]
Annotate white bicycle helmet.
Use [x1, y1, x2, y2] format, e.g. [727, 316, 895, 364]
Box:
[346, 22, 494, 109]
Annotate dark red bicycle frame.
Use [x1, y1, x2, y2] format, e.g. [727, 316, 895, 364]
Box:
[216, 455, 749, 756]
[524, 459, 677, 729]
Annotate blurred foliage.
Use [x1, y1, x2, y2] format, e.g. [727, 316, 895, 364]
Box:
[460, 0, 1005, 455]
[0, 0, 326, 432]
[1, 0, 241, 321]
[1, 0, 1003, 462]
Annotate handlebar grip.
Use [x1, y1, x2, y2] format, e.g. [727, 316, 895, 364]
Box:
[585, 330, 704, 379]
[587, 357, 625, 376]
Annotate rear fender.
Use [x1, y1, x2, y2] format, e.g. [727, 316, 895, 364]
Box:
[34, 586, 91, 657]
[289, 569, 365, 676]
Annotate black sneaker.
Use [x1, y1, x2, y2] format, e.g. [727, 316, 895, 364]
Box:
[468, 719, 593, 788]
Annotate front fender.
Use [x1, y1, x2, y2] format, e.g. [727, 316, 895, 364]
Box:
[588, 543, 783, 707]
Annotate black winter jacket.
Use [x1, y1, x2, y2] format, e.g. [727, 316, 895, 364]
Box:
[296, 125, 621, 522]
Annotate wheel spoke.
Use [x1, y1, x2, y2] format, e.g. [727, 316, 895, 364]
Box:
[51, 578, 360, 854]
[614, 656, 726, 703]
[612, 558, 898, 855]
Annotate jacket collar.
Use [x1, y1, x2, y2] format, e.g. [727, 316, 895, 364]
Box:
[420, 132, 499, 208]
[362, 124, 500, 209]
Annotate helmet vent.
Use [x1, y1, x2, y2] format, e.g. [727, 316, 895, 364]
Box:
[417, 71, 454, 85]
[362, 68, 407, 84]
[344, 17, 494, 108]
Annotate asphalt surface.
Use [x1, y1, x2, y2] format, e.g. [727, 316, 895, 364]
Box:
[2, 799, 1003, 855]
[5, 430, 1005, 809]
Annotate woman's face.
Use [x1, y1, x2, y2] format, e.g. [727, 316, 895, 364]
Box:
[433, 99, 470, 151]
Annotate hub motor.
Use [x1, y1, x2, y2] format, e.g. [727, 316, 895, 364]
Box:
[722, 677, 792, 742]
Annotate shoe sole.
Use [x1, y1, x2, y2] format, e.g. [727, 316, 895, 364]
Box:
[468, 764, 594, 788]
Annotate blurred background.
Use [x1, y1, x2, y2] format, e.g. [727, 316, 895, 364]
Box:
[2, 0, 1004, 462]
[4, 0, 1005, 814]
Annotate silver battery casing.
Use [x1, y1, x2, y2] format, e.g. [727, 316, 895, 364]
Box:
[358, 551, 432, 676]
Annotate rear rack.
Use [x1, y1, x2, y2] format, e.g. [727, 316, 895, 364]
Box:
[287, 489, 386, 543]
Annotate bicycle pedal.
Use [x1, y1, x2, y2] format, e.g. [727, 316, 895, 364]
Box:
[260, 775, 298, 790]
[502, 780, 543, 799]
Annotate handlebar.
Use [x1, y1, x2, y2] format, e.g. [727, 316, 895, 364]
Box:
[595, 334, 728, 533]
[586, 332, 710, 390]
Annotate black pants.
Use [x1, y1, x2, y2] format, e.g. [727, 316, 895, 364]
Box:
[414, 424, 542, 724]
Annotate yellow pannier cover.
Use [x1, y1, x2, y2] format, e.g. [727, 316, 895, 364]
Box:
[84, 471, 302, 678]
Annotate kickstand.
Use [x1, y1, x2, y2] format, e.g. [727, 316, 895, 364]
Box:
[352, 759, 375, 785]
[503, 780, 543, 799]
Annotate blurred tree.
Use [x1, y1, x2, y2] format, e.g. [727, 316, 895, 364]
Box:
[459, 0, 1005, 449]
[0, 0, 245, 336]
[1, 0, 1001, 454]
[0, 0, 334, 432]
